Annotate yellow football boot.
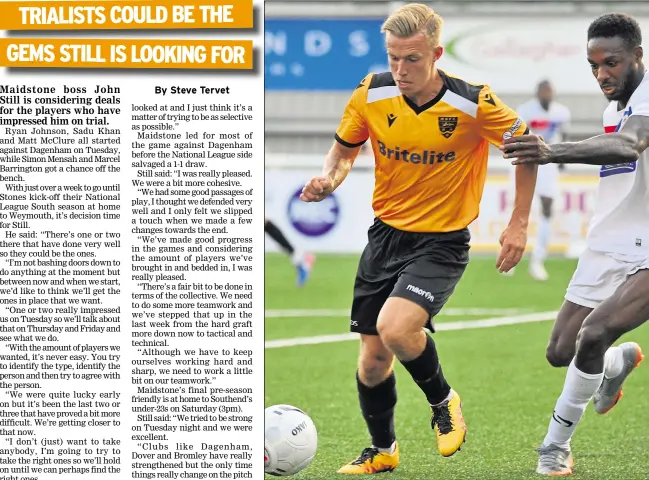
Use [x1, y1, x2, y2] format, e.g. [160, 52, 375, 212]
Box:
[337, 443, 399, 474]
[431, 389, 467, 457]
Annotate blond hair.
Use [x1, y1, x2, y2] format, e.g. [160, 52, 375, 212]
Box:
[381, 3, 443, 47]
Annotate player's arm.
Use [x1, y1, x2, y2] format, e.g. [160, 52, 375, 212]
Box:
[477, 86, 536, 272]
[505, 113, 649, 166]
[301, 77, 369, 202]
[301, 141, 361, 202]
[477, 88, 536, 226]
[509, 104, 540, 209]
[321, 140, 362, 191]
[509, 154, 537, 224]
[552, 114, 645, 164]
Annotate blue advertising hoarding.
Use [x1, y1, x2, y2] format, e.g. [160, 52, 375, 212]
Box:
[265, 18, 388, 91]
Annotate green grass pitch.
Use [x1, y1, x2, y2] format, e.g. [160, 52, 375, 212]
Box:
[264, 253, 649, 479]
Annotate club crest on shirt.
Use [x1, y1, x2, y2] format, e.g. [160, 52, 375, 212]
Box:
[438, 116, 458, 138]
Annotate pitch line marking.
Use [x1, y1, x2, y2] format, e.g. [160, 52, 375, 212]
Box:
[265, 307, 530, 318]
[265, 311, 559, 349]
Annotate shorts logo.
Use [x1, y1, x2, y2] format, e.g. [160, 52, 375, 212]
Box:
[406, 284, 434, 303]
[438, 117, 458, 139]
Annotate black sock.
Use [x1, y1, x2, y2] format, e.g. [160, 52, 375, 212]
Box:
[264, 220, 294, 255]
[357, 371, 397, 449]
[400, 334, 451, 406]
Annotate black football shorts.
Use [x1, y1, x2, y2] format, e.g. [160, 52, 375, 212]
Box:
[350, 217, 470, 335]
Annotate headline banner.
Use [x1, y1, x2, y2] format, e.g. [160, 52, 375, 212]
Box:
[0, 39, 253, 68]
[0, 0, 256, 69]
[265, 16, 649, 93]
[0, 0, 253, 30]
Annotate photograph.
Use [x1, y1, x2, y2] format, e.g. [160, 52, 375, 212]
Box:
[264, 1, 649, 478]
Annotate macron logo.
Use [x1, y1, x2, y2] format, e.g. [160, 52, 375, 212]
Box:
[406, 284, 434, 303]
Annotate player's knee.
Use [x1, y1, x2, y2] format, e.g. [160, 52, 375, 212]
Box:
[358, 352, 392, 387]
[376, 298, 426, 347]
[576, 323, 609, 358]
[545, 342, 573, 368]
[376, 316, 415, 353]
[376, 317, 398, 347]
[358, 337, 393, 387]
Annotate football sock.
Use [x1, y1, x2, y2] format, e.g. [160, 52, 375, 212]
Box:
[532, 216, 551, 263]
[357, 370, 397, 449]
[603, 346, 624, 379]
[400, 334, 451, 406]
[290, 250, 305, 267]
[264, 220, 294, 255]
[543, 359, 604, 449]
[431, 389, 454, 407]
[374, 441, 396, 455]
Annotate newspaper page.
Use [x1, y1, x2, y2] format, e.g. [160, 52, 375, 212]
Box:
[0, 0, 264, 479]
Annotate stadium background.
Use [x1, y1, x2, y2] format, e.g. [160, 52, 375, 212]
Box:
[264, 0, 649, 255]
[264, 2, 649, 479]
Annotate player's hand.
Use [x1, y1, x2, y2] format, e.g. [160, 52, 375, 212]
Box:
[299, 176, 333, 202]
[496, 221, 527, 273]
[499, 134, 553, 165]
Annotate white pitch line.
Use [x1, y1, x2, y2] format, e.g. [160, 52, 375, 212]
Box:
[265, 311, 558, 349]
[265, 308, 529, 318]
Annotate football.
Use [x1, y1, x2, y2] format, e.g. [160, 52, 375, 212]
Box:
[264, 404, 318, 476]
